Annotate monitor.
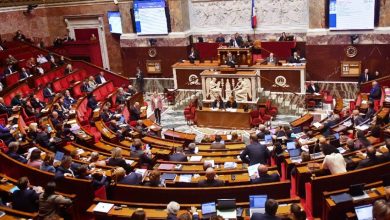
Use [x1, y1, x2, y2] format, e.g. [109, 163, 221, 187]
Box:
[133, 0, 169, 35]
[349, 183, 365, 197]
[286, 142, 296, 150]
[201, 202, 216, 215]
[289, 148, 301, 158]
[249, 195, 267, 208]
[292, 127, 302, 134]
[264, 135, 272, 142]
[354, 204, 373, 220]
[54, 151, 64, 162]
[107, 11, 123, 34]
[334, 133, 340, 140]
[217, 199, 236, 210]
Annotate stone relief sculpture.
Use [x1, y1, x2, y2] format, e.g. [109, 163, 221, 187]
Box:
[233, 78, 252, 102]
[206, 77, 222, 100]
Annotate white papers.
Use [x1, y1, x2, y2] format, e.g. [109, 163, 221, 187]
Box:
[217, 209, 237, 219]
[178, 174, 192, 183]
[210, 108, 218, 111]
[125, 159, 134, 165]
[343, 121, 352, 127]
[135, 168, 147, 177]
[189, 156, 203, 162]
[224, 162, 237, 169]
[204, 160, 215, 168]
[356, 125, 369, 131]
[337, 147, 346, 154]
[313, 122, 322, 128]
[247, 163, 260, 177]
[361, 100, 368, 105]
[76, 149, 85, 155]
[352, 192, 370, 201]
[267, 146, 274, 152]
[93, 202, 114, 213]
[226, 135, 232, 140]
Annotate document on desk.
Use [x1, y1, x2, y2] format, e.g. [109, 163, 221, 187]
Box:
[224, 162, 237, 169]
[210, 108, 218, 111]
[356, 124, 369, 131]
[178, 174, 192, 183]
[204, 160, 215, 167]
[189, 155, 203, 162]
[312, 122, 322, 128]
[343, 121, 352, 127]
[93, 202, 114, 213]
[247, 163, 260, 177]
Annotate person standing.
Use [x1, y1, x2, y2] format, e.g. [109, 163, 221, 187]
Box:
[135, 67, 144, 93]
[151, 91, 163, 124]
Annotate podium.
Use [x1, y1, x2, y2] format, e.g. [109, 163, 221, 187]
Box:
[218, 48, 252, 66]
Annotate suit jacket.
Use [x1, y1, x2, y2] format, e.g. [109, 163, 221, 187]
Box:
[365, 107, 375, 120]
[212, 100, 225, 109]
[352, 115, 364, 127]
[265, 56, 278, 64]
[129, 106, 141, 121]
[0, 102, 13, 115]
[358, 73, 371, 84]
[355, 157, 380, 169]
[229, 37, 243, 47]
[198, 179, 225, 187]
[81, 83, 91, 93]
[12, 189, 39, 212]
[54, 166, 74, 180]
[251, 173, 280, 184]
[216, 37, 225, 43]
[63, 96, 75, 109]
[95, 75, 106, 84]
[107, 158, 132, 174]
[3, 66, 14, 76]
[169, 153, 188, 162]
[31, 99, 45, 109]
[240, 142, 270, 165]
[210, 142, 226, 149]
[225, 101, 238, 108]
[251, 213, 281, 220]
[43, 87, 54, 98]
[7, 152, 27, 163]
[87, 97, 98, 110]
[19, 71, 29, 80]
[118, 172, 142, 185]
[288, 56, 301, 63]
[369, 85, 382, 100]
[307, 84, 320, 94]
[100, 111, 112, 122]
[115, 94, 127, 105]
[11, 97, 23, 107]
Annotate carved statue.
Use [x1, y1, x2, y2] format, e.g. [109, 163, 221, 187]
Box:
[233, 78, 252, 102]
[206, 77, 222, 100]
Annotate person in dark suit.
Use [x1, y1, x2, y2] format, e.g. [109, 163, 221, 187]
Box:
[19, 68, 30, 80]
[113, 167, 142, 185]
[251, 164, 280, 184]
[251, 199, 281, 220]
[265, 53, 278, 65]
[10, 92, 26, 107]
[129, 102, 141, 121]
[87, 94, 98, 110]
[81, 79, 92, 93]
[369, 81, 382, 100]
[306, 81, 320, 94]
[364, 102, 375, 120]
[169, 147, 188, 162]
[288, 52, 301, 63]
[115, 88, 127, 105]
[210, 135, 225, 150]
[224, 52, 236, 68]
[212, 95, 224, 109]
[278, 32, 287, 41]
[43, 83, 55, 101]
[3, 64, 14, 76]
[215, 33, 225, 43]
[100, 106, 113, 122]
[30, 94, 45, 110]
[358, 68, 371, 85]
[50, 111, 62, 128]
[63, 90, 76, 109]
[130, 139, 153, 167]
[36, 125, 56, 152]
[11, 177, 40, 213]
[0, 97, 14, 116]
[6, 142, 26, 163]
[229, 33, 243, 48]
[240, 134, 270, 166]
[127, 85, 137, 96]
[355, 146, 380, 169]
[225, 95, 238, 108]
[188, 47, 199, 64]
[351, 110, 365, 127]
[95, 71, 107, 84]
[135, 67, 144, 93]
[198, 168, 225, 187]
[54, 156, 75, 180]
[107, 147, 132, 174]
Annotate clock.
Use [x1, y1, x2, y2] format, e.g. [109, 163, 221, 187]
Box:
[345, 46, 358, 58]
[148, 48, 157, 58]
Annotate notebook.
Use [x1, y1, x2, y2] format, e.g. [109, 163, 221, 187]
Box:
[249, 195, 267, 216]
[201, 202, 217, 219]
[161, 173, 177, 181]
[330, 193, 352, 204]
[54, 151, 64, 163]
[354, 204, 373, 220]
[158, 164, 175, 170]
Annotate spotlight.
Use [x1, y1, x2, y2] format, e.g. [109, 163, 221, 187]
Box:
[350, 35, 359, 45]
[23, 4, 38, 15]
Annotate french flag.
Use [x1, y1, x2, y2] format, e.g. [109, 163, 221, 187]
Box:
[251, 0, 257, 29]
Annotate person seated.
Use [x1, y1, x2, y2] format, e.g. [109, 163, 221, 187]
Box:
[364, 102, 376, 120]
[278, 32, 287, 41]
[27, 148, 43, 169]
[81, 79, 92, 93]
[14, 30, 27, 42]
[63, 90, 76, 109]
[229, 33, 243, 48]
[36, 125, 56, 152]
[188, 47, 199, 64]
[50, 111, 62, 128]
[306, 81, 320, 94]
[198, 168, 225, 187]
[88, 76, 97, 90]
[130, 139, 153, 167]
[321, 144, 346, 175]
[354, 130, 371, 149]
[265, 53, 278, 65]
[369, 125, 381, 144]
[11, 92, 26, 107]
[130, 102, 141, 121]
[88, 152, 106, 167]
[11, 177, 41, 213]
[225, 95, 238, 108]
[144, 170, 165, 187]
[212, 95, 224, 109]
[127, 85, 137, 96]
[43, 83, 55, 101]
[351, 109, 365, 127]
[215, 33, 225, 43]
[379, 139, 390, 162]
[289, 203, 306, 220]
[185, 143, 197, 154]
[250, 164, 280, 184]
[288, 52, 301, 63]
[355, 146, 380, 169]
[38, 181, 72, 219]
[240, 134, 270, 166]
[40, 153, 56, 173]
[369, 81, 382, 100]
[25, 57, 36, 70]
[6, 54, 18, 66]
[100, 106, 113, 122]
[6, 142, 27, 163]
[251, 199, 281, 220]
[111, 167, 142, 185]
[64, 64, 73, 75]
[224, 52, 236, 68]
[0, 124, 16, 145]
[210, 135, 225, 149]
[19, 67, 31, 80]
[166, 201, 180, 220]
[54, 156, 75, 180]
[116, 88, 128, 105]
[3, 64, 15, 76]
[87, 94, 99, 110]
[372, 199, 390, 220]
[169, 147, 188, 162]
[30, 94, 46, 110]
[95, 71, 107, 84]
[37, 54, 48, 64]
[107, 147, 132, 174]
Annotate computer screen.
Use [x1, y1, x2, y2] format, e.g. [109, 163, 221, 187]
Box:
[133, 0, 169, 35]
[286, 142, 296, 150]
[289, 148, 301, 157]
[54, 151, 64, 162]
[217, 199, 236, 210]
[264, 135, 272, 142]
[249, 195, 267, 208]
[334, 133, 340, 140]
[107, 11, 123, 34]
[201, 202, 216, 215]
[354, 204, 373, 220]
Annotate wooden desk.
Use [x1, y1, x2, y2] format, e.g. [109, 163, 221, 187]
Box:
[195, 108, 251, 130]
[163, 130, 196, 144]
[198, 143, 245, 151]
[217, 47, 252, 66]
[290, 113, 313, 128]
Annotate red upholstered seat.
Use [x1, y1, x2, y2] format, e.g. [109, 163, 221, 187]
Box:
[265, 100, 278, 116]
[106, 82, 115, 93]
[129, 121, 138, 127]
[321, 90, 333, 104]
[349, 101, 356, 112]
[72, 83, 83, 98]
[259, 107, 272, 121]
[6, 72, 20, 86]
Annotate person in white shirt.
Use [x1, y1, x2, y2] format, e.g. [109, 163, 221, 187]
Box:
[36, 54, 48, 64]
[322, 145, 346, 174]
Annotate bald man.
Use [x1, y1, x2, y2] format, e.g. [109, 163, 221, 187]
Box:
[251, 164, 280, 184]
[198, 168, 224, 187]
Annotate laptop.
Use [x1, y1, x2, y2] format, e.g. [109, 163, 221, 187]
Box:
[249, 195, 267, 216]
[334, 133, 340, 140]
[54, 151, 64, 163]
[286, 142, 296, 150]
[289, 148, 302, 161]
[217, 199, 237, 219]
[354, 204, 373, 220]
[201, 202, 217, 219]
[264, 135, 272, 143]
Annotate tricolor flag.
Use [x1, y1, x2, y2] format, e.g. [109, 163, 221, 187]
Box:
[251, 0, 257, 29]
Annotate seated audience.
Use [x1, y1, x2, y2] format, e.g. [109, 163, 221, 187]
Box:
[0, 97, 14, 116]
[54, 156, 75, 180]
[107, 147, 132, 173]
[251, 199, 280, 220]
[27, 148, 43, 169]
[210, 135, 225, 149]
[251, 164, 280, 184]
[369, 81, 382, 100]
[6, 142, 26, 163]
[111, 167, 142, 185]
[372, 199, 390, 220]
[130, 139, 153, 167]
[358, 69, 371, 85]
[43, 83, 55, 101]
[198, 167, 225, 187]
[30, 94, 46, 110]
[355, 146, 380, 169]
[12, 177, 41, 212]
[64, 64, 73, 75]
[0, 124, 15, 145]
[167, 201, 180, 220]
[185, 143, 197, 154]
[225, 95, 238, 108]
[240, 134, 270, 166]
[40, 153, 56, 173]
[88, 76, 97, 90]
[351, 109, 365, 127]
[87, 94, 99, 110]
[19, 67, 31, 80]
[354, 130, 371, 149]
[169, 147, 188, 162]
[116, 88, 128, 105]
[38, 181, 72, 219]
[144, 170, 165, 187]
[88, 151, 106, 167]
[63, 90, 76, 108]
[81, 79, 92, 93]
[95, 71, 107, 84]
[322, 144, 346, 174]
[130, 102, 141, 121]
[290, 203, 306, 220]
[212, 95, 224, 109]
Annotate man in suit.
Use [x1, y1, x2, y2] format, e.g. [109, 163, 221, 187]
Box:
[215, 33, 225, 43]
[355, 146, 380, 169]
[224, 52, 236, 68]
[198, 168, 225, 187]
[251, 164, 280, 184]
[36, 125, 56, 152]
[11, 92, 26, 107]
[351, 109, 364, 127]
[50, 111, 62, 128]
[127, 85, 137, 96]
[87, 94, 98, 110]
[169, 147, 188, 162]
[288, 52, 301, 63]
[55, 156, 75, 180]
[369, 81, 382, 100]
[135, 67, 144, 93]
[0, 97, 14, 116]
[63, 90, 76, 109]
[358, 68, 371, 85]
[129, 102, 141, 121]
[240, 134, 270, 166]
[30, 94, 45, 110]
[3, 64, 14, 76]
[210, 135, 225, 149]
[251, 199, 281, 220]
[306, 81, 320, 94]
[229, 33, 243, 48]
[81, 79, 92, 93]
[265, 53, 278, 65]
[95, 71, 107, 85]
[43, 83, 55, 101]
[11, 177, 40, 213]
[188, 47, 199, 64]
[115, 88, 128, 105]
[100, 106, 113, 122]
[19, 68, 30, 80]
